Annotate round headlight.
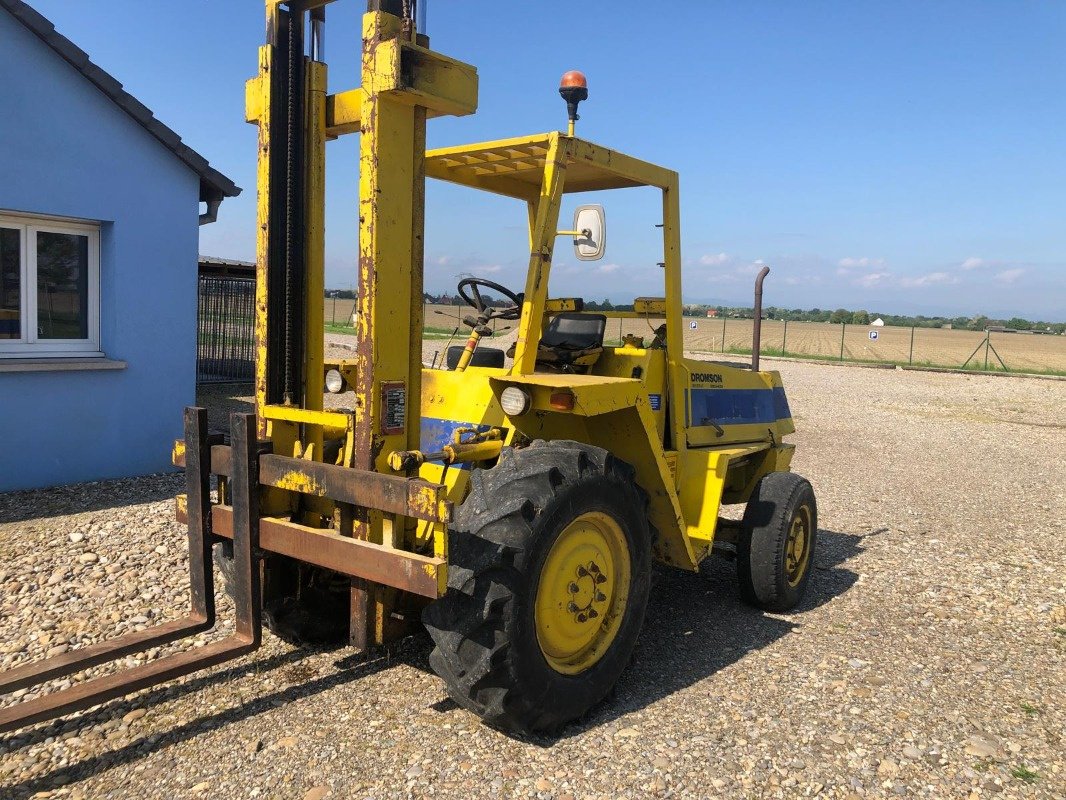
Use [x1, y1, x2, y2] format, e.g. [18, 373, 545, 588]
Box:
[325, 369, 345, 394]
[500, 386, 531, 416]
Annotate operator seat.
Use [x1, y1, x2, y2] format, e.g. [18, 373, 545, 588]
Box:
[446, 345, 505, 369]
[507, 312, 607, 373]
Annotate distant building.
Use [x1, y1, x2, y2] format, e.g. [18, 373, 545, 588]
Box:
[0, 1, 239, 490]
[870, 318, 885, 327]
[706, 309, 718, 318]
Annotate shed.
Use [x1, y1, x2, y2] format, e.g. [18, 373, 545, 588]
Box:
[870, 318, 885, 327]
[0, 1, 240, 490]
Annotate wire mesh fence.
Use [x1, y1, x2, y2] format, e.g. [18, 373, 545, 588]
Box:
[197, 275, 255, 383]
[323, 301, 1066, 375]
[679, 318, 1066, 374]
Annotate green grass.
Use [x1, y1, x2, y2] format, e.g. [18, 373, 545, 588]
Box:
[1010, 765, 1039, 783]
[325, 323, 503, 340]
[1020, 702, 1040, 716]
[710, 345, 1066, 377]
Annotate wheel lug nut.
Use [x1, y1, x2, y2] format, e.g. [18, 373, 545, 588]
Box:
[577, 613, 588, 623]
[587, 608, 599, 618]
[594, 574, 607, 584]
[595, 592, 606, 602]
[588, 562, 600, 574]
[568, 582, 579, 594]
[577, 566, 589, 577]
[567, 602, 578, 613]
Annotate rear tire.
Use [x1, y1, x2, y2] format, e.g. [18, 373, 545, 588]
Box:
[422, 440, 651, 735]
[736, 472, 818, 612]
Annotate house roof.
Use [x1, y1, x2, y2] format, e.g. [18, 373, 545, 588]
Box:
[1, 0, 240, 205]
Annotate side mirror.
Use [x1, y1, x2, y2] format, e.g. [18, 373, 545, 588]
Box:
[572, 204, 606, 261]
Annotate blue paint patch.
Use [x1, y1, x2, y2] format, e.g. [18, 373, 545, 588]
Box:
[772, 386, 792, 420]
[688, 387, 792, 427]
[649, 394, 662, 411]
[420, 417, 500, 469]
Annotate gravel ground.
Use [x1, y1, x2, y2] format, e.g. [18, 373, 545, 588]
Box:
[1, 360, 1064, 800]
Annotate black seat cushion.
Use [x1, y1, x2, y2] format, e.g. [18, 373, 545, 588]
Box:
[446, 345, 505, 369]
[540, 313, 607, 351]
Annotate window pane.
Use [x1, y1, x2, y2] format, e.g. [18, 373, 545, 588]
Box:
[0, 227, 19, 340]
[37, 231, 89, 340]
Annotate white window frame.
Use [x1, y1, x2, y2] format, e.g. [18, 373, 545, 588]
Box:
[0, 213, 102, 358]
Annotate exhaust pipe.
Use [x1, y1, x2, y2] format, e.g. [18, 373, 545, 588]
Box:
[751, 265, 770, 371]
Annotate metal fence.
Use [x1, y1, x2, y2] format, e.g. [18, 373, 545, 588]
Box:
[197, 274, 255, 383]
[679, 318, 1066, 375]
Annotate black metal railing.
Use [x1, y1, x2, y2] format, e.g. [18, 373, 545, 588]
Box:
[197, 274, 255, 383]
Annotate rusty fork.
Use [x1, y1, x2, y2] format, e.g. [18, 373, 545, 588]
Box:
[0, 409, 263, 734]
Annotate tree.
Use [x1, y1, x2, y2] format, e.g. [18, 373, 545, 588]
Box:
[851, 310, 870, 325]
[1006, 317, 1031, 331]
[829, 308, 850, 324]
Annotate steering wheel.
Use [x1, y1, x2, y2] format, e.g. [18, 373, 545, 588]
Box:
[457, 277, 522, 321]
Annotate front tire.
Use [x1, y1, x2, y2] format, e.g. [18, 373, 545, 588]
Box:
[737, 471, 818, 612]
[422, 440, 651, 735]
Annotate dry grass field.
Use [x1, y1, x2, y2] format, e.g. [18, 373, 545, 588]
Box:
[324, 302, 1066, 374]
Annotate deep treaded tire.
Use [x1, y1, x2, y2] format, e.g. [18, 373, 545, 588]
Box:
[423, 440, 651, 735]
[737, 471, 818, 612]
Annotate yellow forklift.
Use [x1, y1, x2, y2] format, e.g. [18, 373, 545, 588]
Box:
[0, 0, 816, 736]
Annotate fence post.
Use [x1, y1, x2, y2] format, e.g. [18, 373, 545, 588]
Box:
[618, 317, 623, 345]
[721, 316, 727, 353]
[782, 319, 788, 356]
[984, 331, 990, 370]
[839, 322, 846, 361]
[908, 326, 915, 365]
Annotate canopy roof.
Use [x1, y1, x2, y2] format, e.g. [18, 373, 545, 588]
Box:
[426, 133, 676, 200]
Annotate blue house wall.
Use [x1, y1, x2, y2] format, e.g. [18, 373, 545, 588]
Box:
[0, 12, 201, 490]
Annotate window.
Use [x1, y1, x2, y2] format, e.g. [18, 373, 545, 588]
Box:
[0, 214, 101, 357]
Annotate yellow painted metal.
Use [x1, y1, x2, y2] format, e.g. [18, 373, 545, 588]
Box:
[677, 444, 770, 544]
[303, 58, 327, 475]
[512, 134, 569, 374]
[452, 329, 484, 372]
[786, 503, 813, 587]
[535, 511, 630, 675]
[324, 88, 363, 137]
[247, 43, 273, 440]
[426, 134, 676, 198]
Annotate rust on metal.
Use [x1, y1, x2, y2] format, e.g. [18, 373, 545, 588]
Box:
[257, 454, 451, 522]
[171, 443, 233, 477]
[176, 503, 446, 599]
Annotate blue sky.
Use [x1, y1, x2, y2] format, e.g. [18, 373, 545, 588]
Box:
[29, 1, 1066, 320]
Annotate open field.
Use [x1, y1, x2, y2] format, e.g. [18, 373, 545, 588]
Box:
[680, 318, 1066, 374]
[322, 303, 1066, 374]
[2, 361, 1064, 799]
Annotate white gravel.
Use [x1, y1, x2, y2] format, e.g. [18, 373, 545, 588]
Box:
[1, 360, 1064, 800]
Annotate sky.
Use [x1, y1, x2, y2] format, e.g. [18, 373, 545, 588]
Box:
[26, 1, 1066, 321]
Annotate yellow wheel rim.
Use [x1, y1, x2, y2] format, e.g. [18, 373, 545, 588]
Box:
[785, 503, 813, 587]
[535, 511, 631, 675]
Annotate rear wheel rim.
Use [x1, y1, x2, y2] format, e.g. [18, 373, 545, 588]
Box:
[535, 511, 631, 675]
[785, 503, 813, 587]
